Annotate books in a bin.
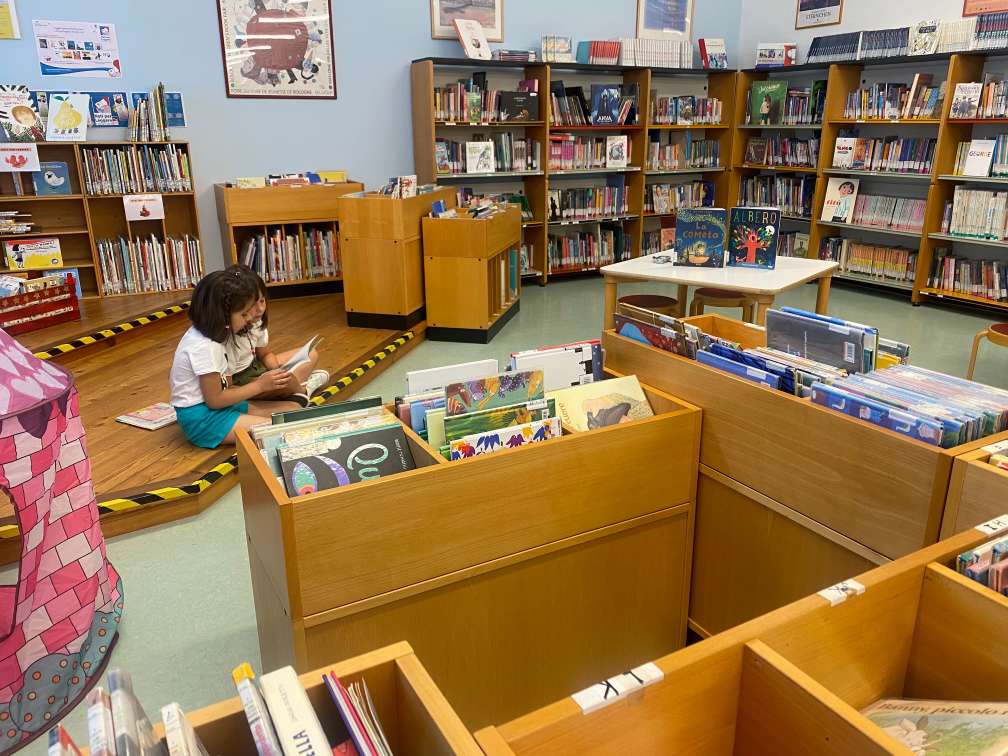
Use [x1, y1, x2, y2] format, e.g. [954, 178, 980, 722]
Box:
[861, 698, 1008, 754]
[546, 375, 654, 432]
[116, 402, 176, 431]
[232, 663, 282, 756]
[47, 725, 83, 756]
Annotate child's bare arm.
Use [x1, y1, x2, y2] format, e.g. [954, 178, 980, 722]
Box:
[199, 369, 292, 409]
[256, 345, 281, 370]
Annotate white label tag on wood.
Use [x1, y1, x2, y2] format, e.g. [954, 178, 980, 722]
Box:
[571, 662, 664, 714]
[817, 578, 866, 607]
[982, 440, 1008, 455]
[976, 514, 1008, 537]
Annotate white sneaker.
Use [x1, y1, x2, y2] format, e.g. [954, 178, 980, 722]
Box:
[303, 370, 330, 398]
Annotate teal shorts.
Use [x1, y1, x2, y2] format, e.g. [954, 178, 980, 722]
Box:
[174, 401, 250, 449]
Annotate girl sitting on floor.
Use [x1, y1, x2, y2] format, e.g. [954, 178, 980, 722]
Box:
[224, 264, 329, 405]
[170, 269, 304, 448]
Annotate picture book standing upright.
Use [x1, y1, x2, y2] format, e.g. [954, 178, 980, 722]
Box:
[750, 80, 788, 125]
[728, 207, 780, 268]
[674, 207, 728, 267]
[821, 177, 860, 223]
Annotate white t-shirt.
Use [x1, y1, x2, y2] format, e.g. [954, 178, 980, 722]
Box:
[170, 326, 228, 407]
[224, 323, 269, 375]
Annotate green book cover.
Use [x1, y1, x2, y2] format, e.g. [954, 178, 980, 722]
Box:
[444, 370, 545, 417]
[426, 407, 447, 449]
[444, 398, 557, 443]
[271, 395, 383, 425]
[750, 80, 788, 126]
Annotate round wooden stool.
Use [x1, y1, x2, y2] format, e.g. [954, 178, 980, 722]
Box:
[688, 287, 757, 323]
[967, 323, 1008, 379]
[618, 293, 681, 317]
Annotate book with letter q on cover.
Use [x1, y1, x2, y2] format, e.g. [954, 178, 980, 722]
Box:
[116, 402, 176, 431]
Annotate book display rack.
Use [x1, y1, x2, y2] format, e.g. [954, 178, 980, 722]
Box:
[335, 186, 455, 329]
[421, 205, 522, 342]
[602, 314, 1008, 636]
[214, 180, 364, 289]
[235, 375, 700, 729]
[475, 523, 1008, 754]
[0, 141, 202, 299]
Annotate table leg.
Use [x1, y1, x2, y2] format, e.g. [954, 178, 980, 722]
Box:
[754, 294, 774, 326]
[816, 274, 833, 315]
[676, 284, 688, 318]
[603, 277, 618, 331]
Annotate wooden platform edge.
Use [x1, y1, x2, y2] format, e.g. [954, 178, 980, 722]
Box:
[0, 325, 426, 565]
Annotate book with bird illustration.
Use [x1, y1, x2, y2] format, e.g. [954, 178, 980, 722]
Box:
[728, 206, 780, 269]
[449, 417, 561, 460]
[546, 376, 654, 433]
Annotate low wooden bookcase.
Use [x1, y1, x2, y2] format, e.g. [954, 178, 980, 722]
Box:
[235, 376, 700, 729]
[421, 205, 522, 343]
[602, 314, 1008, 636]
[476, 524, 1008, 754]
[942, 441, 1008, 538]
[335, 187, 455, 329]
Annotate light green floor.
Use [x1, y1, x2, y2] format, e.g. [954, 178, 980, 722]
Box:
[17, 277, 1008, 753]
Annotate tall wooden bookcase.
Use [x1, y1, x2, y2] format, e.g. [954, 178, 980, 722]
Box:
[411, 58, 736, 286]
[0, 140, 202, 299]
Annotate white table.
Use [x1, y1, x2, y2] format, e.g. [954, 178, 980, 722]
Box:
[601, 254, 839, 327]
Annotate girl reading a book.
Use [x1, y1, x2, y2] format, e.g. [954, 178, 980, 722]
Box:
[225, 265, 329, 404]
[170, 270, 303, 448]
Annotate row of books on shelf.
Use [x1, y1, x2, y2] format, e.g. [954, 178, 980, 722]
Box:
[239, 228, 340, 283]
[96, 234, 202, 295]
[434, 74, 539, 123]
[821, 178, 926, 233]
[615, 37, 694, 68]
[48, 661, 395, 756]
[818, 238, 918, 283]
[435, 135, 541, 175]
[547, 226, 628, 271]
[929, 248, 1008, 302]
[951, 78, 1008, 120]
[738, 174, 814, 217]
[0, 210, 33, 236]
[649, 94, 722, 126]
[743, 80, 826, 126]
[940, 186, 1008, 240]
[832, 135, 936, 175]
[806, 17, 980, 63]
[843, 75, 945, 120]
[230, 170, 349, 189]
[743, 135, 819, 168]
[453, 189, 534, 220]
[778, 230, 810, 258]
[953, 136, 1008, 177]
[81, 143, 193, 195]
[549, 81, 639, 126]
[549, 134, 629, 171]
[644, 180, 714, 215]
[958, 532, 1008, 597]
[548, 178, 628, 221]
[646, 135, 719, 170]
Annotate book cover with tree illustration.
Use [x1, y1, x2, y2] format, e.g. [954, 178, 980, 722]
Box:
[728, 206, 780, 268]
[861, 698, 1008, 755]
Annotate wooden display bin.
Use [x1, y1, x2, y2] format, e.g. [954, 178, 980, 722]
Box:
[335, 187, 455, 329]
[421, 206, 522, 343]
[176, 642, 481, 755]
[602, 314, 1008, 636]
[476, 524, 1008, 755]
[942, 440, 1008, 538]
[236, 376, 700, 729]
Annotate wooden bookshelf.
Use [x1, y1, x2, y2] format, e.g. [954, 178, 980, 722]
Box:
[235, 376, 701, 729]
[421, 205, 522, 342]
[0, 140, 202, 299]
[410, 58, 736, 284]
[475, 525, 1008, 754]
[176, 643, 482, 755]
[942, 441, 1008, 538]
[602, 314, 1008, 636]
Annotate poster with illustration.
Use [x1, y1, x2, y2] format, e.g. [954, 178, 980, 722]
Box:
[216, 0, 336, 99]
[32, 20, 122, 79]
[123, 194, 166, 222]
[44, 93, 89, 141]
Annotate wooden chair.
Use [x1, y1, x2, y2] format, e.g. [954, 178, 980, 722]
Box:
[618, 293, 682, 317]
[689, 287, 757, 323]
[967, 322, 1008, 379]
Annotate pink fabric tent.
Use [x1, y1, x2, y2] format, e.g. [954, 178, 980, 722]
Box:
[0, 330, 121, 752]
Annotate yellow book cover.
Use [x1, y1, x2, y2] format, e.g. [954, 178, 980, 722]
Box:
[4, 238, 62, 270]
[316, 170, 348, 183]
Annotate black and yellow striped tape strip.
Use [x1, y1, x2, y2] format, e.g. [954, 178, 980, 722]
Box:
[33, 302, 191, 360]
[0, 329, 417, 540]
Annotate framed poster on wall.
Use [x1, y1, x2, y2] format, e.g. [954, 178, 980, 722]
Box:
[430, 0, 503, 41]
[795, 0, 843, 29]
[963, 0, 1008, 15]
[216, 0, 336, 99]
[636, 0, 694, 41]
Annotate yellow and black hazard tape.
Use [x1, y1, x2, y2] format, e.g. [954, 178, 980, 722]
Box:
[33, 302, 191, 360]
[0, 329, 417, 540]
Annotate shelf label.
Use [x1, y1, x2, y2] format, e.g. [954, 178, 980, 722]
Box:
[571, 662, 664, 714]
[445, 122, 456, 126]
[817, 578, 865, 607]
[982, 440, 1008, 456]
[976, 514, 1008, 537]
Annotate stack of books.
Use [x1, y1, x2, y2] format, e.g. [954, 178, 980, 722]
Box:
[778, 230, 810, 258]
[454, 190, 533, 221]
[928, 248, 1007, 301]
[549, 134, 631, 171]
[304, 226, 340, 279]
[851, 194, 926, 232]
[941, 187, 1008, 240]
[435, 135, 541, 175]
[856, 27, 911, 58]
[973, 10, 1008, 50]
[550, 81, 638, 126]
[81, 146, 144, 195]
[953, 137, 1008, 177]
[548, 226, 626, 271]
[818, 238, 917, 284]
[576, 40, 621, 65]
[97, 235, 202, 295]
[782, 82, 827, 125]
[129, 82, 170, 142]
[136, 144, 192, 192]
[0, 211, 32, 236]
[743, 135, 819, 167]
[958, 532, 1008, 591]
[646, 134, 719, 170]
[991, 452, 1008, 470]
[649, 94, 722, 125]
[618, 38, 692, 67]
[548, 178, 628, 221]
[806, 31, 863, 64]
[738, 174, 814, 217]
[832, 135, 936, 174]
[644, 180, 713, 214]
[492, 49, 537, 62]
[843, 76, 945, 120]
[434, 73, 539, 122]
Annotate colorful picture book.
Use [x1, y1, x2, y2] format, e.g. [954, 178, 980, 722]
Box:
[821, 177, 860, 223]
[860, 698, 1008, 753]
[443, 399, 556, 443]
[590, 84, 622, 124]
[445, 370, 545, 416]
[950, 82, 984, 119]
[728, 207, 780, 269]
[449, 417, 561, 460]
[675, 207, 728, 267]
[115, 403, 176, 431]
[546, 376, 654, 432]
[957, 533, 1008, 595]
[30, 161, 71, 196]
[3, 238, 62, 270]
[605, 135, 628, 168]
[750, 80, 787, 125]
[454, 18, 492, 60]
[0, 85, 44, 142]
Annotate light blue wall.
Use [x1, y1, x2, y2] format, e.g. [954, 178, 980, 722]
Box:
[0, 0, 741, 269]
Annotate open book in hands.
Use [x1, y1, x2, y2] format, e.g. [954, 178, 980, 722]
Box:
[282, 335, 323, 372]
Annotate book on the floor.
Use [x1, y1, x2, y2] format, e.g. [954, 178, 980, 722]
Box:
[280, 425, 416, 496]
[259, 666, 332, 756]
[860, 698, 1008, 754]
[750, 80, 787, 125]
[116, 403, 177, 431]
[546, 375, 654, 432]
[282, 335, 323, 372]
[449, 416, 561, 460]
[31, 161, 72, 196]
[86, 687, 115, 756]
[232, 663, 283, 756]
[48, 725, 83, 756]
[272, 395, 383, 425]
[728, 207, 780, 269]
[821, 177, 859, 224]
[161, 703, 209, 756]
[675, 207, 728, 267]
[444, 369, 545, 416]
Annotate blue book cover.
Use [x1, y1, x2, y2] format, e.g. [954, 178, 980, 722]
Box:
[54, 268, 82, 298]
[697, 349, 780, 389]
[590, 84, 621, 124]
[728, 207, 780, 269]
[31, 162, 72, 196]
[164, 92, 186, 127]
[88, 91, 129, 127]
[675, 208, 727, 267]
